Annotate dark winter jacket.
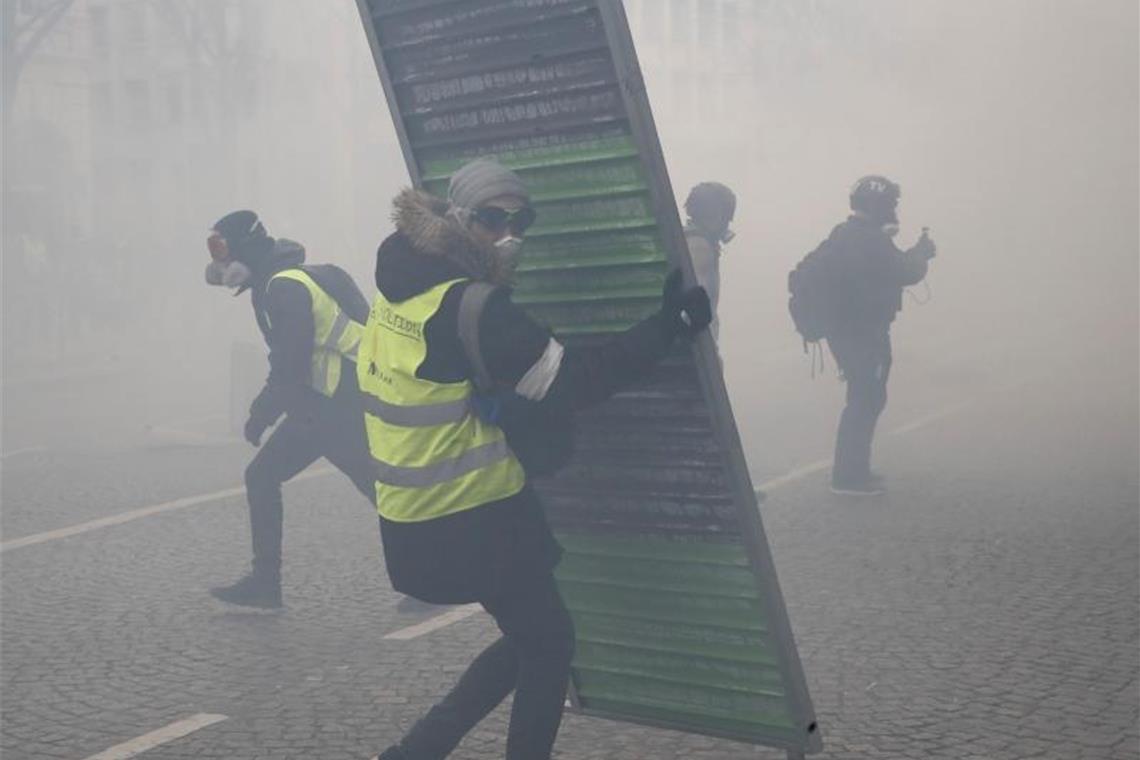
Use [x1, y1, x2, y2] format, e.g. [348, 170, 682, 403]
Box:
[825, 214, 930, 339]
[246, 239, 370, 429]
[375, 189, 678, 604]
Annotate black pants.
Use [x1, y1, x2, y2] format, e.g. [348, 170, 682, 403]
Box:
[829, 330, 892, 485]
[244, 398, 374, 576]
[393, 572, 575, 760]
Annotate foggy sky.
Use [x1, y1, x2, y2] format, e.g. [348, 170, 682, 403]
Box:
[3, 0, 1137, 453]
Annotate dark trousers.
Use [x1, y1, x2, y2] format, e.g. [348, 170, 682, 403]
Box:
[829, 330, 892, 484]
[244, 399, 374, 576]
[393, 572, 575, 760]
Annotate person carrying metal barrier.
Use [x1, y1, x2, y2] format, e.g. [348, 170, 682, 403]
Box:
[363, 159, 712, 760]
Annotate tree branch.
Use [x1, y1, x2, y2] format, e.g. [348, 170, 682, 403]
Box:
[11, 0, 77, 73]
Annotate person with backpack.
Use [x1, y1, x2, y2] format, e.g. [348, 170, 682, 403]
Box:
[788, 176, 936, 495]
[363, 159, 711, 760]
[683, 182, 737, 342]
[204, 211, 375, 607]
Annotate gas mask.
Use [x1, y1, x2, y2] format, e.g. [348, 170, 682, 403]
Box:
[881, 204, 900, 237]
[493, 235, 525, 271]
[206, 230, 253, 289]
[205, 259, 253, 288]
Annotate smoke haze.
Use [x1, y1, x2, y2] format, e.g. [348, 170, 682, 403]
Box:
[3, 0, 1136, 473]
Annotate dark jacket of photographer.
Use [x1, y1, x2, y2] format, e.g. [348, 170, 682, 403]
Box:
[825, 214, 931, 340]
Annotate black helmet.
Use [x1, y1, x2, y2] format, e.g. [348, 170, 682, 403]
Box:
[211, 209, 273, 268]
[685, 182, 736, 240]
[850, 175, 900, 222]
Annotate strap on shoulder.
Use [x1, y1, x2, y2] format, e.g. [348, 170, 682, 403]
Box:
[457, 281, 496, 393]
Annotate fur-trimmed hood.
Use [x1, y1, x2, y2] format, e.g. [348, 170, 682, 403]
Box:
[379, 189, 508, 296]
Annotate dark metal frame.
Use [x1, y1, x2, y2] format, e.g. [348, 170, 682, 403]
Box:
[591, 3, 820, 756]
[353, 0, 821, 755]
[355, 0, 424, 186]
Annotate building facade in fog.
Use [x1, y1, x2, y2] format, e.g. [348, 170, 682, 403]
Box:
[3, 1, 97, 369]
[3, 0, 394, 371]
[3, 0, 865, 371]
[621, 1, 858, 222]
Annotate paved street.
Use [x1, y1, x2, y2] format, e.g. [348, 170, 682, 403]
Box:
[2, 344, 1137, 760]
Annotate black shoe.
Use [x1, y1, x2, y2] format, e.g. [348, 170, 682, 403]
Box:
[210, 572, 282, 609]
[830, 474, 886, 496]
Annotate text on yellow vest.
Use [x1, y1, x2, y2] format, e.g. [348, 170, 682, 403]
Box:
[357, 278, 525, 522]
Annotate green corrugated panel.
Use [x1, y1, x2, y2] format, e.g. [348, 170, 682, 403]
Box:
[574, 670, 793, 726]
[529, 194, 655, 235]
[517, 229, 665, 272]
[557, 582, 765, 630]
[556, 533, 749, 564]
[519, 297, 659, 334]
[581, 698, 802, 746]
[420, 134, 639, 179]
[513, 262, 666, 301]
[358, 0, 820, 754]
[425, 156, 646, 203]
[573, 641, 782, 692]
[553, 457, 730, 489]
[571, 611, 771, 663]
[556, 554, 760, 599]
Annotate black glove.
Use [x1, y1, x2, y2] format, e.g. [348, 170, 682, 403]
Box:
[243, 416, 268, 447]
[660, 269, 712, 339]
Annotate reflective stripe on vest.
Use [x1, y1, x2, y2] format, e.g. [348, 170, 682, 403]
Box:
[371, 438, 512, 488]
[268, 269, 364, 397]
[362, 394, 470, 427]
[356, 278, 525, 523]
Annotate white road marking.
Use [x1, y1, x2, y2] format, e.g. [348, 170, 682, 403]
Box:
[383, 604, 483, 640]
[0, 466, 334, 553]
[82, 713, 227, 760]
[151, 413, 227, 429]
[145, 426, 239, 446]
[887, 399, 974, 436]
[0, 445, 48, 460]
[755, 458, 832, 493]
[755, 397, 976, 496]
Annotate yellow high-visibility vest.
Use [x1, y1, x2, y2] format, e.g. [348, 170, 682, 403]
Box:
[268, 269, 363, 397]
[356, 278, 525, 522]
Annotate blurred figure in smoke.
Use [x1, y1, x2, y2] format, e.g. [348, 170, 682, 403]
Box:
[683, 181, 737, 342]
[824, 176, 936, 495]
[204, 210, 375, 608]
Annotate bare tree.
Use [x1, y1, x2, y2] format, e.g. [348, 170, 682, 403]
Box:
[1, 0, 77, 127]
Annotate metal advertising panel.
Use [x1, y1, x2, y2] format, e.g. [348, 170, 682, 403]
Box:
[356, 1, 821, 755]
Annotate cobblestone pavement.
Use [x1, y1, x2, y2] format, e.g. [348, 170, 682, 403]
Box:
[2, 362, 1136, 760]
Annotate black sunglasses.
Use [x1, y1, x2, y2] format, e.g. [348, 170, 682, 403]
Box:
[472, 205, 536, 236]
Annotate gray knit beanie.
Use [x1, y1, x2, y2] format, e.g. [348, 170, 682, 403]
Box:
[447, 159, 529, 218]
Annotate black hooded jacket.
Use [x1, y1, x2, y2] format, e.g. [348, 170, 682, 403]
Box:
[825, 214, 930, 339]
[245, 239, 370, 428]
[374, 189, 678, 604]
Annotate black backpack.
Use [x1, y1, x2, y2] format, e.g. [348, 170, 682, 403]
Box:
[788, 237, 838, 346]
